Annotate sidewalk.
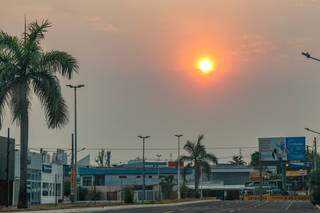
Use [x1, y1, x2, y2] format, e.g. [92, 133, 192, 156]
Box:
[26, 199, 217, 213]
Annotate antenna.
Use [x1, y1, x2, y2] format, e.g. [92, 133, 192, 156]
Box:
[24, 14, 27, 43]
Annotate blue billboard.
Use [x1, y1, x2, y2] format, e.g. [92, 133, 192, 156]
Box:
[259, 136, 305, 161]
[286, 137, 305, 161]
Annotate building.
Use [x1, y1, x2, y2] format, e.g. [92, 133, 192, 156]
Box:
[14, 150, 42, 205]
[13, 150, 64, 206]
[0, 136, 15, 206]
[186, 164, 253, 200]
[78, 165, 191, 202]
[41, 163, 64, 204]
[52, 149, 68, 165]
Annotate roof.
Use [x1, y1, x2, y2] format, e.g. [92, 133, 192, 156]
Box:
[78, 167, 192, 176]
[186, 183, 246, 190]
[211, 164, 254, 173]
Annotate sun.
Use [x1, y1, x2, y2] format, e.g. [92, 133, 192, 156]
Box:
[197, 58, 215, 74]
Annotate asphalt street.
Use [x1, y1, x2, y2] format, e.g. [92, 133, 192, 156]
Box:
[104, 200, 319, 213]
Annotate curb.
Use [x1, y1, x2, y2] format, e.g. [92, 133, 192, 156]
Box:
[27, 199, 217, 213]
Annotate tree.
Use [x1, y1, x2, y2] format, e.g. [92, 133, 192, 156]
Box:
[95, 149, 111, 167]
[0, 20, 78, 208]
[181, 134, 218, 197]
[250, 151, 260, 168]
[309, 169, 320, 204]
[229, 155, 246, 165]
[160, 175, 176, 199]
[124, 188, 134, 203]
[64, 179, 71, 197]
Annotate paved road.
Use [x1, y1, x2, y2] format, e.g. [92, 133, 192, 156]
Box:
[104, 200, 319, 213]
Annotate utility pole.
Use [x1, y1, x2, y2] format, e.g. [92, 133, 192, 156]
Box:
[314, 137, 317, 170]
[200, 167, 203, 199]
[259, 151, 263, 201]
[156, 154, 162, 201]
[70, 134, 76, 202]
[6, 128, 10, 207]
[66, 84, 84, 202]
[55, 174, 58, 206]
[174, 134, 183, 200]
[138, 135, 150, 204]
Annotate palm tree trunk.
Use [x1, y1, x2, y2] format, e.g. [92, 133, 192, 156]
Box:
[17, 111, 29, 208]
[194, 167, 200, 198]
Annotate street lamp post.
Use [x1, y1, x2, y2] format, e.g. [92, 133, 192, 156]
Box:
[302, 52, 320, 62]
[66, 84, 84, 201]
[138, 135, 150, 204]
[174, 134, 183, 200]
[304, 127, 319, 170]
[156, 154, 162, 201]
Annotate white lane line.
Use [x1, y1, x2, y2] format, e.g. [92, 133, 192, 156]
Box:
[285, 201, 293, 211]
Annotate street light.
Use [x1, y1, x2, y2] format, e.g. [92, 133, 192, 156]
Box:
[304, 127, 319, 170]
[66, 84, 84, 202]
[302, 52, 320, 62]
[174, 134, 183, 200]
[138, 135, 150, 204]
[156, 154, 162, 201]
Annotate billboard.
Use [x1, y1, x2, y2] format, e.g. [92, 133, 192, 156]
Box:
[259, 137, 305, 161]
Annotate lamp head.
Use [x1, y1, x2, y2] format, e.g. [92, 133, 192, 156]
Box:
[302, 52, 311, 58]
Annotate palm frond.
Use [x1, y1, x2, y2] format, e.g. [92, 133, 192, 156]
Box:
[0, 32, 22, 59]
[180, 155, 193, 162]
[205, 153, 218, 164]
[31, 71, 68, 128]
[41, 50, 78, 79]
[9, 82, 30, 125]
[184, 140, 195, 155]
[0, 82, 12, 128]
[27, 20, 52, 43]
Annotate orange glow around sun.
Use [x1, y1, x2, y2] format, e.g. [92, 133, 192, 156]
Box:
[197, 58, 215, 75]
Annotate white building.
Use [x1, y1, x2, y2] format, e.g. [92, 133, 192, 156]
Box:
[41, 163, 63, 204]
[13, 149, 64, 206]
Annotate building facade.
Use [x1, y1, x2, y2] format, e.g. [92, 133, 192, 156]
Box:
[13, 150, 64, 206]
[0, 136, 15, 206]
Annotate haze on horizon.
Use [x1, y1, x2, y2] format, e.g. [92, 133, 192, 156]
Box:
[1, 0, 320, 163]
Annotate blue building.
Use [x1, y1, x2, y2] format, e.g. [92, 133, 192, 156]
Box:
[78, 166, 192, 201]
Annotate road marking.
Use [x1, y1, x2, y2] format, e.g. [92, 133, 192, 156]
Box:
[164, 211, 175, 213]
[285, 201, 293, 211]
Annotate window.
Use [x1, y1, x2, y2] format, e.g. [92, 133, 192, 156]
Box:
[94, 175, 105, 186]
[82, 176, 93, 186]
[148, 175, 153, 179]
[42, 183, 49, 196]
[56, 183, 61, 196]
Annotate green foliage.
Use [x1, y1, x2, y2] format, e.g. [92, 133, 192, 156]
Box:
[63, 179, 71, 197]
[124, 188, 134, 203]
[0, 20, 78, 208]
[309, 170, 320, 204]
[95, 149, 111, 167]
[250, 151, 260, 168]
[181, 134, 217, 196]
[160, 175, 176, 199]
[78, 187, 89, 201]
[78, 187, 101, 201]
[229, 155, 247, 165]
[180, 184, 192, 198]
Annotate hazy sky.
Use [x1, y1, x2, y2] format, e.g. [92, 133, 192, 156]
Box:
[1, 0, 320, 164]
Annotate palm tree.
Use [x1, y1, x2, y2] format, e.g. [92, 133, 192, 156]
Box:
[229, 155, 246, 165]
[181, 134, 217, 197]
[0, 20, 78, 208]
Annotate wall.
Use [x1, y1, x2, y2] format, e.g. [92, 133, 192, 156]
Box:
[41, 163, 64, 204]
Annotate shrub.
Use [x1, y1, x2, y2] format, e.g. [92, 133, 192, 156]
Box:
[310, 170, 320, 204]
[124, 188, 134, 203]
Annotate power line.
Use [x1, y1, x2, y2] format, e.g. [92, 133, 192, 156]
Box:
[25, 146, 258, 151]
